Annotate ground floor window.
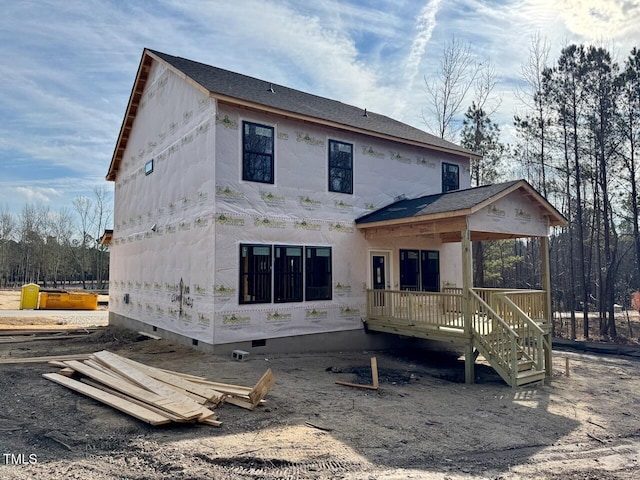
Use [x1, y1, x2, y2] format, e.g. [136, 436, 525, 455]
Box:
[274, 246, 303, 303]
[240, 245, 272, 304]
[306, 247, 332, 301]
[399, 249, 440, 292]
[239, 244, 332, 304]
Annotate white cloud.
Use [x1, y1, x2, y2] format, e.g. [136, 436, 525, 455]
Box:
[1, 0, 638, 215]
[13, 186, 63, 205]
[399, 0, 443, 118]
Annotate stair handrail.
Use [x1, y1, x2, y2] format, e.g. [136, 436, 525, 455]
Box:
[494, 294, 545, 371]
[469, 288, 519, 385]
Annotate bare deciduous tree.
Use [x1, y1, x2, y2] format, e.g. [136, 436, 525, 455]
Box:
[423, 36, 481, 141]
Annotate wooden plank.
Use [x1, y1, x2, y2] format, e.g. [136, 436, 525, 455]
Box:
[79, 378, 186, 423]
[0, 334, 90, 344]
[43, 373, 172, 426]
[249, 369, 275, 406]
[82, 377, 219, 426]
[223, 396, 256, 410]
[0, 354, 91, 364]
[58, 367, 75, 377]
[335, 381, 379, 390]
[91, 350, 216, 420]
[48, 361, 69, 368]
[152, 378, 210, 405]
[199, 417, 223, 427]
[157, 368, 208, 382]
[83, 359, 128, 380]
[118, 356, 225, 404]
[187, 380, 253, 396]
[92, 350, 181, 395]
[158, 372, 256, 397]
[335, 357, 379, 390]
[63, 360, 202, 421]
[0, 327, 100, 336]
[137, 331, 162, 340]
[370, 357, 379, 389]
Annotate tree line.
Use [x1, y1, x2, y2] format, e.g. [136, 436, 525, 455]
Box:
[0, 187, 111, 290]
[425, 36, 640, 340]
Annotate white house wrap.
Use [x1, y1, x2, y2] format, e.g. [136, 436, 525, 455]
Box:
[106, 50, 563, 353]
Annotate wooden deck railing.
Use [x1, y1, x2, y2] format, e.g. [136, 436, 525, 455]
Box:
[367, 288, 548, 330]
[366, 287, 548, 387]
[472, 288, 548, 324]
[366, 289, 464, 329]
[492, 295, 545, 371]
[469, 289, 518, 383]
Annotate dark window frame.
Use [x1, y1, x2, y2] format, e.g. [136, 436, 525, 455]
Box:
[274, 245, 303, 303]
[399, 248, 440, 292]
[239, 244, 272, 304]
[305, 246, 332, 301]
[242, 121, 275, 184]
[238, 244, 333, 304]
[328, 139, 353, 194]
[145, 159, 154, 176]
[442, 162, 459, 193]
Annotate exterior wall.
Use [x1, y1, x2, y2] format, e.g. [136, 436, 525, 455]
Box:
[109, 60, 217, 344]
[469, 190, 550, 237]
[109, 64, 471, 348]
[211, 104, 469, 345]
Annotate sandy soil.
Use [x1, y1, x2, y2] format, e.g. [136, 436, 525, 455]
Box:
[0, 289, 639, 479]
[0, 289, 108, 329]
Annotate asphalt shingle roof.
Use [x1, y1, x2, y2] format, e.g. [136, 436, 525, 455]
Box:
[149, 49, 477, 158]
[355, 180, 522, 224]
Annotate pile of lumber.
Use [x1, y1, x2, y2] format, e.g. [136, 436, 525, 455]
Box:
[43, 350, 275, 427]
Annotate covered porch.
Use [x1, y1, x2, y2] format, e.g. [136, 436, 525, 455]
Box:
[355, 180, 566, 387]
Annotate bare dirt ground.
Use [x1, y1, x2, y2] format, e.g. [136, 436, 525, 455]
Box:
[1, 289, 639, 479]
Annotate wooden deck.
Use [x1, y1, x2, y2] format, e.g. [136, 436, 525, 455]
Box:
[364, 288, 552, 387]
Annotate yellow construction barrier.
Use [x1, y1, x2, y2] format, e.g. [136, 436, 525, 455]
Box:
[39, 292, 98, 310]
[20, 283, 40, 310]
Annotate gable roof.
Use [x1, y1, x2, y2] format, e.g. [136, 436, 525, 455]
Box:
[107, 49, 479, 181]
[355, 179, 566, 228]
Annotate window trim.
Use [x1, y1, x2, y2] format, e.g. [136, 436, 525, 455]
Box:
[145, 159, 154, 176]
[242, 120, 275, 184]
[442, 162, 459, 193]
[328, 139, 353, 194]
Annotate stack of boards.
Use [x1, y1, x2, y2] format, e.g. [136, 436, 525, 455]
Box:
[43, 350, 275, 427]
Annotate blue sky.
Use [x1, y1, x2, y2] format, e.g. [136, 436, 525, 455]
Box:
[1, 0, 638, 218]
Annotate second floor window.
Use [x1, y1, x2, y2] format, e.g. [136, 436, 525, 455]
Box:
[243, 121, 274, 183]
[442, 162, 459, 193]
[328, 140, 353, 194]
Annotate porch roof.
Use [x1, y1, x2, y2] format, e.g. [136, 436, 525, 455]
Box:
[355, 179, 566, 242]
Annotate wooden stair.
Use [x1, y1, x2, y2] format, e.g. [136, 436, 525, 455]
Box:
[473, 332, 546, 387]
[470, 291, 547, 388]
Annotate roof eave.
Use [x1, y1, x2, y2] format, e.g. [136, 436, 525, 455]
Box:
[106, 51, 153, 182]
[213, 95, 479, 159]
[356, 180, 568, 230]
[356, 208, 472, 229]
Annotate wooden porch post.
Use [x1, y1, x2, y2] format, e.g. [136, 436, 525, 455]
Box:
[540, 235, 553, 378]
[462, 226, 474, 384]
